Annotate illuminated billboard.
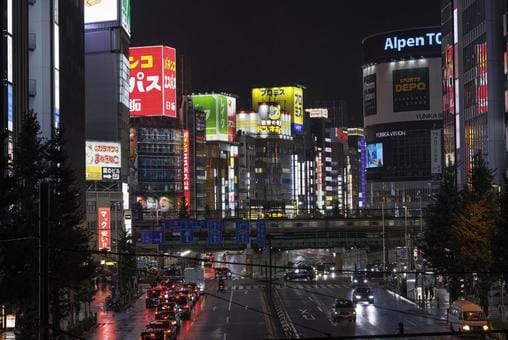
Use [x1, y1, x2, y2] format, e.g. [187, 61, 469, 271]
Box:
[129, 45, 177, 118]
[98, 207, 111, 251]
[393, 67, 430, 112]
[84, 0, 118, 24]
[121, 0, 131, 36]
[252, 86, 303, 134]
[191, 94, 233, 142]
[183, 130, 191, 205]
[366, 143, 383, 168]
[85, 141, 121, 181]
[256, 103, 291, 137]
[227, 97, 237, 142]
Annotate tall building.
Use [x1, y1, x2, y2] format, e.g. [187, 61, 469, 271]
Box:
[441, 0, 507, 187]
[1, 0, 86, 331]
[362, 27, 443, 214]
[84, 0, 131, 253]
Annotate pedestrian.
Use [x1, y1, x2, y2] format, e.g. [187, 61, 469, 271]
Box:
[424, 286, 429, 301]
[430, 286, 434, 300]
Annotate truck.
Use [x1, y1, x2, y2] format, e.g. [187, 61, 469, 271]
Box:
[183, 267, 205, 294]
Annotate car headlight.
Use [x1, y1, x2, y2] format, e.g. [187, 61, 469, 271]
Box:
[363, 279, 368, 283]
[355, 295, 361, 299]
[334, 311, 338, 314]
[353, 279, 358, 283]
[352, 311, 356, 314]
[463, 324, 470, 331]
[483, 325, 489, 331]
[368, 295, 374, 299]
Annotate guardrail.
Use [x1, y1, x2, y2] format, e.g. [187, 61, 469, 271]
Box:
[271, 288, 299, 339]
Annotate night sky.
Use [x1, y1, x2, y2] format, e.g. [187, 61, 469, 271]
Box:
[131, 0, 440, 126]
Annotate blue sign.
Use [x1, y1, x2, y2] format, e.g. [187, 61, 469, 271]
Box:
[140, 230, 164, 244]
[256, 219, 267, 246]
[180, 221, 194, 244]
[207, 220, 223, 245]
[165, 219, 204, 230]
[235, 220, 250, 245]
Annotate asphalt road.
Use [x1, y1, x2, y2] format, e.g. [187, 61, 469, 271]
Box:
[275, 277, 460, 339]
[84, 278, 276, 340]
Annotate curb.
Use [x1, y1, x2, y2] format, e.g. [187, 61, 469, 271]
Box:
[385, 286, 417, 306]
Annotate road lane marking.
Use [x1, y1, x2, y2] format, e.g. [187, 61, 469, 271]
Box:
[228, 290, 234, 311]
[406, 319, 417, 326]
[317, 306, 323, 312]
[226, 316, 230, 324]
[223, 333, 227, 340]
[308, 296, 313, 301]
[213, 306, 217, 311]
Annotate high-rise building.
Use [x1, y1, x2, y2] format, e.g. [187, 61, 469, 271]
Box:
[441, 0, 507, 187]
[84, 0, 132, 253]
[362, 27, 443, 214]
[1, 0, 86, 331]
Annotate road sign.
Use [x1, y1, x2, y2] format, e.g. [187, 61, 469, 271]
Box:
[140, 230, 164, 244]
[207, 220, 223, 245]
[180, 221, 194, 244]
[256, 219, 267, 246]
[235, 220, 250, 245]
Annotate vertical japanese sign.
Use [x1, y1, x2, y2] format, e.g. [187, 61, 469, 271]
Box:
[129, 45, 176, 117]
[476, 42, 488, 113]
[235, 220, 250, 245]
[430, 129, 442, 174]
[256, 219, 267, 246]
[227, 96, 237, 142]
[183, 130, 191, 206]
[207, 221, 223, 245]
[98, 207, 111, 250]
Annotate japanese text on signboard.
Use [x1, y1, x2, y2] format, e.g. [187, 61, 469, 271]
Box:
[98, 207, 111, 250]
[129, 46, 176, 117]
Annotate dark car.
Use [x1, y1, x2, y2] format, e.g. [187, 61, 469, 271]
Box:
[215, 267, 232, 280]
[155, 310, 180, 332]
[140, 328, 168, 340]
[175, 295, 191, 319]
[146, 288, 162, 308]
[352, 287, 374, 304]
[330, 298, 356, 322]
[351, 273, 368, 286]
[145, 320, 176, 340]
[284, 268, 314, 281]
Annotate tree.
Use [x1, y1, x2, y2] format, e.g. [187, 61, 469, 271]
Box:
[45, 129, 95, 332]
[451, 153, 498, 313]
[0, 110, 47, 337]
[117, 229, 138, 303]
[178, 196, 190, 219]
[494, 182, 508, 281]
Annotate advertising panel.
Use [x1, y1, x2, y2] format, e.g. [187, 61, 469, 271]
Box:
[98, 207, 111, 250]
[393, 67, 430, 112]
[183, 130, 191, 206]
[191, 95, 229, 141]
[129, 45, 177, 117]
[430, 129, 442, 174]
[476, 42, 488, 113]
[364, 57, 441, 127]
[7, 84, 13, 132]
[366, 143, 383, 168]
[227, 96, 237, 142]
[306, 108, 328, 118]
[85, 141, 121, 181]
[121, 0, 131, 36]
[251, 86, 303, 134]
[363, 72, 377, 116]
[84, 0, 118, 24]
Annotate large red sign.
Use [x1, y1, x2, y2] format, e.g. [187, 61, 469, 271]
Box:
[98, 207, 111, 251]
[129, 45, 177, 117]
[183, 130, 191, 206]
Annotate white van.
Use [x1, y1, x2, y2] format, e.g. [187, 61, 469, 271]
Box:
[448, 299, 489, 333]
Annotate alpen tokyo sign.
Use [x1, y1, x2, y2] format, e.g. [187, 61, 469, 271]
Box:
[384, 32, 441, 51]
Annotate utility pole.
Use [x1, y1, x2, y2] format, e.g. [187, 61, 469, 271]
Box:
[382, 201, 386, 282]
[39, 182, 51, 340]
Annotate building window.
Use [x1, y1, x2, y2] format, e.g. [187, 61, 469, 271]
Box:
[86, 200, 96, 213]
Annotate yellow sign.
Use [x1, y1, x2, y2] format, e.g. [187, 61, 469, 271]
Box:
[252, 86, 303, 133]
[86, 166, 102, 181]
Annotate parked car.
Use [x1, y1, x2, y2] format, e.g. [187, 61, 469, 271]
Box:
[330, 298, 356, 323]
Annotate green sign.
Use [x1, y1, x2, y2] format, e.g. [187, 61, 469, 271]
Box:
[121, 0, 131, 36]
[192, 94, 229, 141]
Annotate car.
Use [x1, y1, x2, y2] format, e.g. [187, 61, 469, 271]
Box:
[175, 295, 192, 319]
[146, 288, 162, 308]
[352, 287, 374, 304]
[142, 320, 176, 340]
[351, 273, 368, 286]
[140, 328, 169, 340]
[215, 267, 232, 280]
[284, 268, 314, 281]
[330, 298, 356, 323]
[155, 310, 180, 331]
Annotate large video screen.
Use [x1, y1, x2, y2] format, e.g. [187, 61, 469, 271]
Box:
[367, 143, 383, 168]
